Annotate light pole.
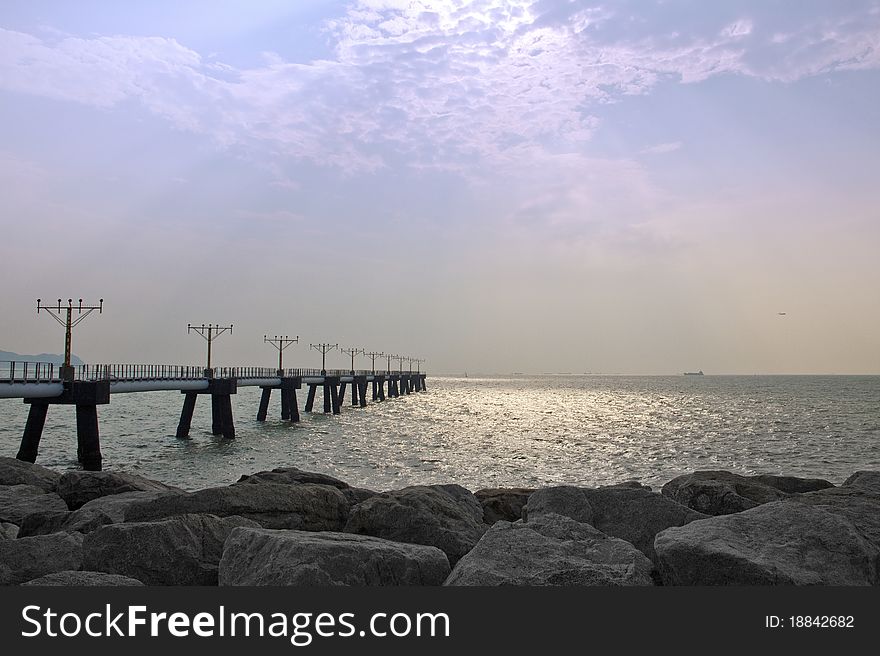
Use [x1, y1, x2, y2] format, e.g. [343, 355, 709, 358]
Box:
[341, 347, 364, 375]
[187, 323, 233, 375]
[365, 351, 384, 375]
[310, 343, 338, 375]
[37, 298, 104, 381]
[264, 334, 298, 374]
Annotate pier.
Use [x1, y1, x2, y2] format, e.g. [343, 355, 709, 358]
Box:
[0, 361, 428, 471]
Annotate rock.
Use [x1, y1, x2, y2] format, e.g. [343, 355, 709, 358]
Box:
[750, 474, 834, 494]
[1, 522, 20, 539]
[661, 471, 790, 515]
[0, 532, 84, 585]
[523, 486, 593, 524]
[56, 470, 180, 510]
[0, 484, 68, 525]
[0, 457, 60, 492]
[445, 513, 654, 586]
[474, 488, 534, 524]
[237, 467, 351, 489]
[343, 488, 379, 506]
[123, 483, 349, 531]
[83, 514, 260, 586]
[345, 484, 486, 566]
[18, 491, 170, 537]
[22, 571, 144, 586]
[578, 487, 707, 560]
[795, 487, 880, 548]
[654, 497, 880, 585]
[842, 471, 880, 495]
[602, 481, 652, 491]
[220, 527, 451, 586]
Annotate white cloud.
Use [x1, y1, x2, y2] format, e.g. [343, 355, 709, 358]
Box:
[640, 142, 682, 155]
[0, 1, 878, 178]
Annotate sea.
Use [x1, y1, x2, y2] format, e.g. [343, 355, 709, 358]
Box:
[1, 375, 878, 492]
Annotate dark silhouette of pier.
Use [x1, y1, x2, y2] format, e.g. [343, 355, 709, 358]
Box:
[1, 361, 427, 471]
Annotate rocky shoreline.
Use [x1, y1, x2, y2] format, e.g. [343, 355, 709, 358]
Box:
[1, 456, 878, 586]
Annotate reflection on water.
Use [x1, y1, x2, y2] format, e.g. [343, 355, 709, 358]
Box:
[1, 375, 878, 491]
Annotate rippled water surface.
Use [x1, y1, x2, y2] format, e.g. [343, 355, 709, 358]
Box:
[1, 375, 878, 491]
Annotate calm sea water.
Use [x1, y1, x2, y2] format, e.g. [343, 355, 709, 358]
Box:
[1, 375, 877, 492]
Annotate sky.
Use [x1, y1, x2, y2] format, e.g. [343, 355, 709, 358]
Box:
[1, 0, 879, 375]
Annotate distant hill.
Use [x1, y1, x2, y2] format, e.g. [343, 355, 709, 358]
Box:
[0, 350, 84, 365]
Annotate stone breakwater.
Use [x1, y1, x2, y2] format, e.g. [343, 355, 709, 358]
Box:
[1, 456, 878, 586]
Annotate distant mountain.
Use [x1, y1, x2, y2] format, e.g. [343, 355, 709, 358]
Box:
[0, 350, 84, 366]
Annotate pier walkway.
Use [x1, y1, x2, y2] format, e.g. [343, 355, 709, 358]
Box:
[0, 361, 427, 471]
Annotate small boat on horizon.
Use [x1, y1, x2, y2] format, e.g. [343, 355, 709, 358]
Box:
[683, 370, 704, 376]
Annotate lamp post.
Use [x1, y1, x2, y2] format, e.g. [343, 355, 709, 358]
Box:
[264, 334, 299, 374]
[187, 323, 233, 376]
[310, 343, 338, 375]
[37, 298, 104, 381]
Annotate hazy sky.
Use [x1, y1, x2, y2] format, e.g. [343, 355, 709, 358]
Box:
[1, 0, 879, 374]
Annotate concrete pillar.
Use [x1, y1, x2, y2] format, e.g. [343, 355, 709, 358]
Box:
[257, 388, 272, 422]
[305, 384, 317, 412]
[351, 380, 359, 406]
[76, 404, 102, 471]
[330, 383, 340, 415]
[17, 402, 49, 463]
[290, 389, 300, 423]
[280, 387, 290, 421]
[176, 392, 197, 439]
[211, 395, 223, 435]
[220, 395, 235, 439]
[323, 384, 332, 413]
[359, 380, 368, 407]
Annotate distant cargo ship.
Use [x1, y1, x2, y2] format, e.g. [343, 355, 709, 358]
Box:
[683, 370, 704, 376]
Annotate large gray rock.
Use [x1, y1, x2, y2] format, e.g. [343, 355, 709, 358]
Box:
[0, 532, 84, 585]
[751, 474, 834, 494]
[661, 470, 801, 515]
[578, 487, 707, 560]
[83, 514, 260, 586]
[475, 488, 535, 524]
[445, 513, 654, 586]
[654, 496, 880, 585]
[237, 467, 350, 489]
[18, 491, 169, 537]
[0, 457, 60, 492]
[22, 571, 144, 586]
[0, 484, 68, 525]
[842, 471, 880, 495]
[57, 470, 180, 510]
[220, 527, 451, 586]
[123, 483, 349, 531]
[344, 484, 486, 566]
[523, 486, 593, 524]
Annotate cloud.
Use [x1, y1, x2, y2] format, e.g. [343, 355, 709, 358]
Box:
[0, 1, 879, 178]
[640, 142, 682, 155]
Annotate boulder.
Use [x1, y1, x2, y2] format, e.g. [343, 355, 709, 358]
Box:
[522, 486, 593, 524]
[0, 457, 60, 492]
[56, 470, 180, 510]
[83, 514, 260, 586]
[654, 497, 880, 585]
[343, 488, 379, 506]
[22, 571, 144, 586]
[20, 491, 171, 537]
[17, 510, 70, 537]
[237, 467, 350, 489]
[661, 471, 790, 515]
[751, 474, 834, 494]
[345, 484, 486, 566]
[579, 487, 707, 560]
[123, 483, 349, 531]
[0, 532, 84, 585]
[1, 522, 20, 539]
[475, 488, 534, 524]
[0, 484, 68, 525]
[445, 513, 654, 586]
[842, 471, 880, 495]
[220, 527, 450, 586]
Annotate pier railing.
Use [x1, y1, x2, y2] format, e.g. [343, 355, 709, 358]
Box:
[2, 361, 428, 385]
[0, 361, 57, 383]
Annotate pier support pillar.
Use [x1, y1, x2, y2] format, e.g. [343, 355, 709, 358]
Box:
[75, 404, 102, 471]
[339, 383, 347, 406]
[351, 380, 359, 407]
[211, 395, 223, 435]
[305, 384, 317, 412]
[16, 402, 49, 463]
[323, 384, 332, 413]
[330, 381, 341, 415]
[280, 387, 290, 421]
[176, 392, 198, 439]
[377, 377, 386, 401]
[357, 378, 368, 408]
[257, 388, 272, 422]
[290, 389, 300, 422]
